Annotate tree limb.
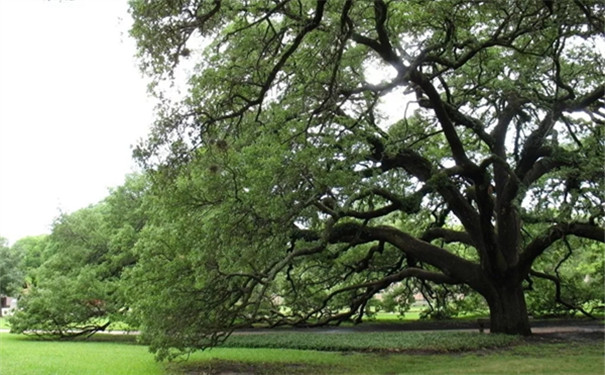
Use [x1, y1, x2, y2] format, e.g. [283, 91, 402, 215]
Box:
[529, 269, 596, 319]
[562, 84, 604, 112]
[325, 223, 488, 293]
[520, 222, 605, 276]
[421, 227, 474, 246]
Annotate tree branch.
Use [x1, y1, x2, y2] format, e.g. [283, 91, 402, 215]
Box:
[529, 269, 596, 319]
[520, 222, 605, 276]
[521, 148, 578, 187]
[409, 69, 474, 169]
[367, 136, 484, 249]
[326, 223, 488, 293]
[339, 188, 423, 219]
[562, 84, 604, 112]
[442, 102, 494, 147]
[421, 227, 474, 246]
[515, 111, 560, 180]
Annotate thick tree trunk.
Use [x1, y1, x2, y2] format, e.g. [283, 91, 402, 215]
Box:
[485, 283, 532, 335]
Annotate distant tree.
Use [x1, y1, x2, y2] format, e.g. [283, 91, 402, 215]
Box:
[10, 235, 49, 287]
[0, 237, 23, 297]
[129, 0, 604, 359]
[10, 174, 149, 337]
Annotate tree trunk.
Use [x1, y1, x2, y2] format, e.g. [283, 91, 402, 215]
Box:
[485, 282, 532, 335]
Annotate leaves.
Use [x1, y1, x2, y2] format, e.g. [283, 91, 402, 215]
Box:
[124, 0, 604, 355]
[9, 174, 149, 337]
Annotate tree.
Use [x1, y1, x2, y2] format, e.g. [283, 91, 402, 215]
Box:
[0, 237, 23, 297]
[10, 235, 49, 288]
[10, 174, 149, 337]
[128, 0, 604, 358]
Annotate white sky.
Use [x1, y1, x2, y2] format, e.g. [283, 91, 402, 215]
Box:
[0, 0, 154, 245]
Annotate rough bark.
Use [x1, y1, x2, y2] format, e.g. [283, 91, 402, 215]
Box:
[484, 282, 532, 335]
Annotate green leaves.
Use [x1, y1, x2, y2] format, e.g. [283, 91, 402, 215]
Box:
[10, 174, 149, 337]
[0, 238, 24, 297]
[126, 0, 604, 352]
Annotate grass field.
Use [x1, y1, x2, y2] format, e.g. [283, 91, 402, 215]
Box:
[220, 331, 519, 352]
[179, 341, 605, 375]
[1, 328, 603, 375]
[0, 333, 163, 375]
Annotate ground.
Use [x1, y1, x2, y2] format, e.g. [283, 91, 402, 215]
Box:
[173, 318, 605, 375]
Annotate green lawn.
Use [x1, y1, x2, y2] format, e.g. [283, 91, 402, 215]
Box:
[220, 331, 519, 352]
[178, 341, 605, 375]
[0, 333, 163, 375]
[1, 330, 603, 375]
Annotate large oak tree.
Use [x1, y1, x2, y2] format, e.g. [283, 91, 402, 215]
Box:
[128, 0, 604, 358]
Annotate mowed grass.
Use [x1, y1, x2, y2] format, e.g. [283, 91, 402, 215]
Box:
[179, 340, 604, 375]
[0, 333, 163, 375]
[220, 331, 519, 352]
[1, 329, 603, 375]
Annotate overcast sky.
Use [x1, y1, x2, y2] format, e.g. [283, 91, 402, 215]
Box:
[0, 0, 154, 244]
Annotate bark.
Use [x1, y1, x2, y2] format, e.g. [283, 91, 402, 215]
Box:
[484, 282, 532, 335]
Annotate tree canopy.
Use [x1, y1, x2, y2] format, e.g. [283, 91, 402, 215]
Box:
[9, 174, 148, 337]
[0, 237, 24, 297]
[126, 0, 604, 359]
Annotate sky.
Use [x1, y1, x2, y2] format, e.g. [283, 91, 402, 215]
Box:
[0, 0, 154, 245]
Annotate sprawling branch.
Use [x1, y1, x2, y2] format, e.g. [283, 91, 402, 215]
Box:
[515, 111, 560, 180]
[326, 223, 487, 294]
[517, 85, 604, 181]
[561, 84, 604, 112]
[338, 188, 423, 220]
[349, 2, 475, 169]
[443, 102, 494, 147]
[409, 69, 474, 169]
[421, 227, 474, 246]
[520, 222, 605, 277]
[521, 148, 578, 187]
[279, 266, 459, 328]
[529, 269, 596, 319]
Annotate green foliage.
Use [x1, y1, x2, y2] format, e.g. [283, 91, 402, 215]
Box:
[0, 237, 24, 296]
[10, 174, 149, 337]
[376, 288, 414, 317]
[525, 239, 605, 317]
[126, 0, 604, 356]
[221, 331, 519, 353]
[10, 236, 46, 270]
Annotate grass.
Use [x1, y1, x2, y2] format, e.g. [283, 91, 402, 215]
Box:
[1, 325, 603, 375]
[220, 331, 519, 352]
[175, 340, 605, 375]
[0, 333, 163, 375]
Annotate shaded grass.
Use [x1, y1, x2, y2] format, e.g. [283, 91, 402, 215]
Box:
[2, 327, 603, 375]
[172, 340, 605, 375]
[221, 331, 519, 353]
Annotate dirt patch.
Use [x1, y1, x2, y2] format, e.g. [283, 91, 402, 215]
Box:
[524, 329, 604, 344]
